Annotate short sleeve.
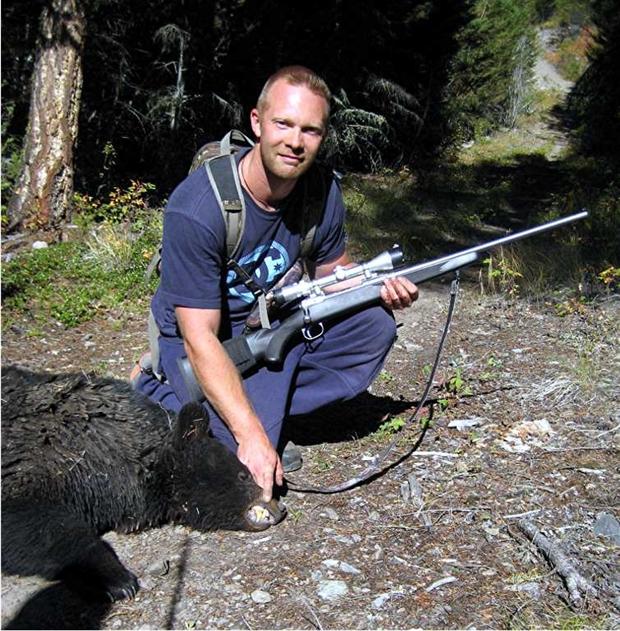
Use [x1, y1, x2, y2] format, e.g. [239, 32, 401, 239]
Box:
[158, 211, 225, 309]
[310, 178, 347, 265]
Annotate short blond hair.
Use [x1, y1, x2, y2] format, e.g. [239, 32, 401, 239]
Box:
[257, 66, 331, 115]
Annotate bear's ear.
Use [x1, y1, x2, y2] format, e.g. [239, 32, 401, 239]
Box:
[174, 402, 210, 445]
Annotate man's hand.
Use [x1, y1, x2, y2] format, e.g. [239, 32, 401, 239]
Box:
[237, 433, 284, 502]
[380, 276, 419, 310]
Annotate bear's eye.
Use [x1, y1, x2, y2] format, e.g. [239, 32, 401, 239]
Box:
[238, 471, 250, 482]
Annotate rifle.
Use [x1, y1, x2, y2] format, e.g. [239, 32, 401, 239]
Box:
[178, 211, 587, 402]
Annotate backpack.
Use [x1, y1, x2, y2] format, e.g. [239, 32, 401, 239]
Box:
[145, 130, 331, 381]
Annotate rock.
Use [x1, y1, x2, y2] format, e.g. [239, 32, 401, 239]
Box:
[321, 507, 339, 521]
[594, 512, 620, 545]
[334, 534, 362, 545]
[506, 581, 542, 599]
[322, 559, 361, 574]
[371, 593, 392, 610]
[317, 580, 348, 601]
[32, 241, 48, 250]
[401, 473, 427, 520]
[448, 418, 483, 431]
[250, 589, 272, 604]
[339, 561, 361, 575]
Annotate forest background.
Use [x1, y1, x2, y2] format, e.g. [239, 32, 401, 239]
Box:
[1, 0, 619, 325]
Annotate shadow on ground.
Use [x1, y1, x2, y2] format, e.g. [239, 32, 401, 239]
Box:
[3, 583, 111, 630]
[282, 391, 417, 447]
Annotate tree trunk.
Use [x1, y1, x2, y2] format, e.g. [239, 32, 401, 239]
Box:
[7, 0, 85, 232]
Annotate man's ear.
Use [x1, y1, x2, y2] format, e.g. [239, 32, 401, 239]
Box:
[250, 108, 261, 139]
[174, 402, 210, 446]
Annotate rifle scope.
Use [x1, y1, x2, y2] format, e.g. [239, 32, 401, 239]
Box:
[273, 246, 403, 305]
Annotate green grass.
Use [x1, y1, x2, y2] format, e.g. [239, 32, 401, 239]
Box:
[2, 216, 161, 328]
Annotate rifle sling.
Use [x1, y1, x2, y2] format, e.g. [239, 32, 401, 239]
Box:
[286, 272, 462, 494]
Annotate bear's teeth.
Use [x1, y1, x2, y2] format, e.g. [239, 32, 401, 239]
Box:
[248, 505, 271, 524]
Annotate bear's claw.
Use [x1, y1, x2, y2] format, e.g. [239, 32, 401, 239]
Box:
[103, 570, 140, 602]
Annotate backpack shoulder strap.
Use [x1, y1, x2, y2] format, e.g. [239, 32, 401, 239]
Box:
[298, 163, 333, 259]
[204, 130, 255, 260]
[205, 154, 245, 260]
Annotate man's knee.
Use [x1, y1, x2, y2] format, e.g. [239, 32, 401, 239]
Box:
[349, 306, 397, 356]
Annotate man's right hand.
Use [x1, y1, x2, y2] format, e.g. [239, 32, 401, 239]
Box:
[237, 432, 284, 502]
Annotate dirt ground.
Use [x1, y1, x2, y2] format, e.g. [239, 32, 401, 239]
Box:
[2, 277, 619, 630]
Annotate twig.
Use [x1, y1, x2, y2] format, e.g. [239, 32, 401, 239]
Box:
[541, 447, 615, 453]
[425, 576, 457, 592]
[594, 423, 620, 438]
[410, 450, 457, 458]
[503, 509, 542, 519]
[297, 596, 323, 630]
[514, 519, 597, 609]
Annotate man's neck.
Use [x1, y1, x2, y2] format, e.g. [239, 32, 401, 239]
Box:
[240, 147, 296, 211]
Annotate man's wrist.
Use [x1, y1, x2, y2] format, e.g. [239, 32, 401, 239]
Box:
[232, 414, 269, 445]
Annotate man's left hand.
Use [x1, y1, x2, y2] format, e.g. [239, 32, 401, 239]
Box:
[380, 277, 418, 310]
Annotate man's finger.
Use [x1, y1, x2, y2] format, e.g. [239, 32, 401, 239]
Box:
[260, 474, 273, 502]
[275, 457, 284, 486]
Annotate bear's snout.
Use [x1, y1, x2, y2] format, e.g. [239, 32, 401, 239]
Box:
[245, 498, 286, 531]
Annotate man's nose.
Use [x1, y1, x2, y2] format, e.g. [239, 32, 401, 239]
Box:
[286, 128, 303, 152]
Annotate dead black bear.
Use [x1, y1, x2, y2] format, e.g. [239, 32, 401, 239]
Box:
[1, 365, 285, 602]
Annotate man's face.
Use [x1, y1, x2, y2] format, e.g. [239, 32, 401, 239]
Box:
[251, 80, 329, 181]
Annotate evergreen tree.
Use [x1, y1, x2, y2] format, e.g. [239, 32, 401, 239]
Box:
[443, 0, 538, 141]
[567, 0, 620, 157]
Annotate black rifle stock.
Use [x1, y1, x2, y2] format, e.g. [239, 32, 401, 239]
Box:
[177, 211, 587, 402]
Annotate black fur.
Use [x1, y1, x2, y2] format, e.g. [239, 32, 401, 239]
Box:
[1, 366, 284, 602]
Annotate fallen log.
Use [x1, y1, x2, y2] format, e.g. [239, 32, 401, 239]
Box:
[515, 519, 597, 608]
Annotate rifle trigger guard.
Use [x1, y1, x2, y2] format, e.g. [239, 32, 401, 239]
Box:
[302, 322, 324, 341]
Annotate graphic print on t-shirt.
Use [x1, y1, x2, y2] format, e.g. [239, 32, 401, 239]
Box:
[226, 241, 291, 303]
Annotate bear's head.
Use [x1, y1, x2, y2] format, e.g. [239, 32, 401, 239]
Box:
[165, 403, 286, 532]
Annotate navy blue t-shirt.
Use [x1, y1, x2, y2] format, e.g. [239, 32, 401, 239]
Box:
[151, 151, 346, 339]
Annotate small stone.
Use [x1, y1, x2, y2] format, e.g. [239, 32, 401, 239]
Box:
[334, 534, 361, 545]
[250, 589, 272, 604]
[321, 507, 339, 520]
[371, 593, 391, 610]
[507, 582, 542, 599]
[373, 545, 384, 561]
[448, 418, 483, 431]
[403, 341, 423, 352]
[32, 240, 48, 250]
[594, 512, 620, 544]
[339, 561, 361, 575]
[317, 580, 348, 601]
